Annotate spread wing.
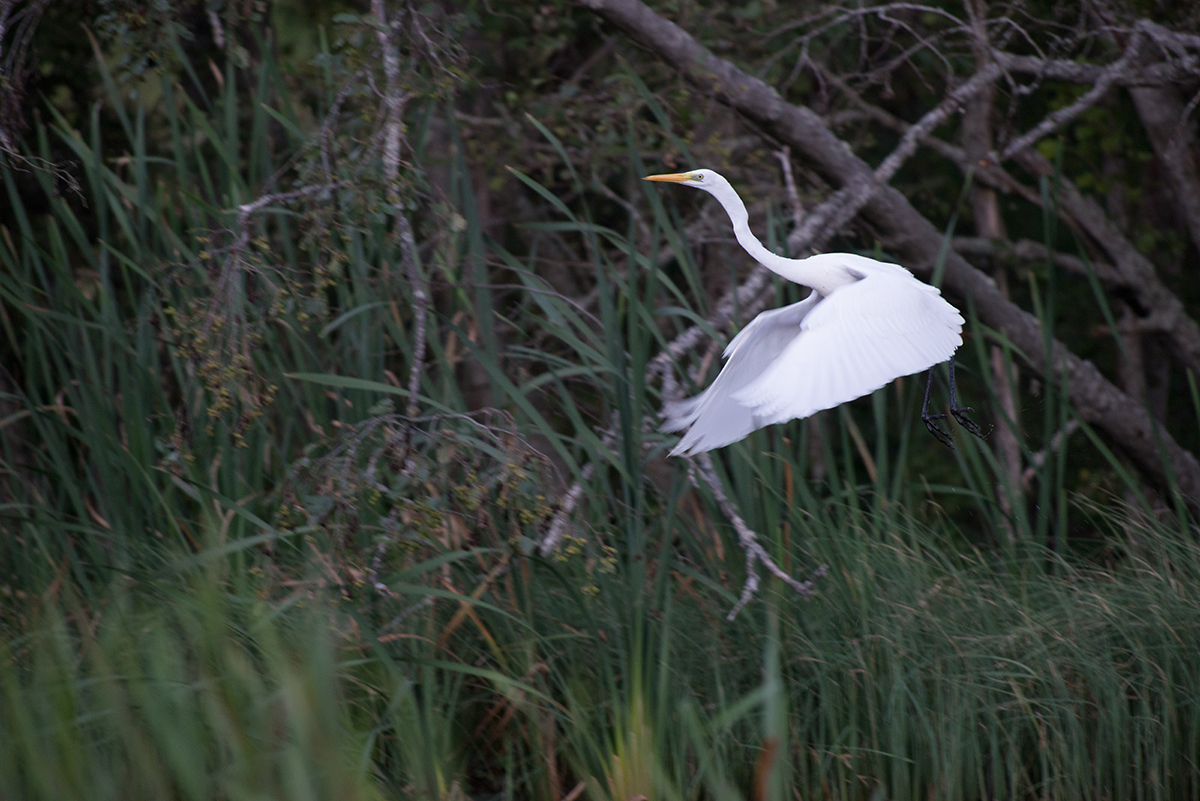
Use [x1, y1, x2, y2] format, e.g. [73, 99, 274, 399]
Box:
[663, 295, 820, 456]
[664, 271, 963, 456]
[732, 271, 963, 426]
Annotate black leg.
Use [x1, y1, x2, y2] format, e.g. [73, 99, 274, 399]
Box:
[921, 367, 954, 448]
[946, 357, 986, 439]
[922, 358, 989, 447]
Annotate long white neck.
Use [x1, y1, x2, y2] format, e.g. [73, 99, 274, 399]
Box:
[712, 187, 853, 296]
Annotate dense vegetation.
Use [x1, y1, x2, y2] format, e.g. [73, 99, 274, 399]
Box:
[3, 1, 1200, 799]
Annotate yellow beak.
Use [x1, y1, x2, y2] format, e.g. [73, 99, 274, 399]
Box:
[643, 172, 696, 183]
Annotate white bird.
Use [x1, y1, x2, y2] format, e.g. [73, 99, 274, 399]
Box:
[645, 168, 974, 456]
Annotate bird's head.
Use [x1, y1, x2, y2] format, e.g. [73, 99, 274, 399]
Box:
[644, 168, 729, 196]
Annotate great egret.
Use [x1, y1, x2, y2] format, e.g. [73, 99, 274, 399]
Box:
[645, 168, 980, 456]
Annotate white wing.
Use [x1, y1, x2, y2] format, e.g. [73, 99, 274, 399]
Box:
[733, 271, 963, 426]
[665, 271, 963, 456]
[664, 294, 821, 456]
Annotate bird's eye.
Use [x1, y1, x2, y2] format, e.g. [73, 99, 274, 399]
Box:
[691, 173, 703, 182]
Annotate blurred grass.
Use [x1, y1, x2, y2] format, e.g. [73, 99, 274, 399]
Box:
[2, 23, 1200, 801]
[2, 572, 389, 801]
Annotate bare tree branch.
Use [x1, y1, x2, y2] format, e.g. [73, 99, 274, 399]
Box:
[373, 0, 428, 424]
[540, 453, 601, 556]
[952, 237, 1123, 286]
[990, 51, 1198, 86]
[1022, 420, 1081, 492]
[1128, 48, 1200, 255]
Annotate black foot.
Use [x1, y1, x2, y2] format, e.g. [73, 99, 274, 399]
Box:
[951, 405, 988, 439]
[922, 412, 955, 449]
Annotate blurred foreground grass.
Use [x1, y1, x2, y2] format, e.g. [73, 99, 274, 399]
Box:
[4, 519, 1200, 800]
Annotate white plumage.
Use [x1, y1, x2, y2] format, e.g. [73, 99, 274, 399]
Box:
[646, 169, 964, 456]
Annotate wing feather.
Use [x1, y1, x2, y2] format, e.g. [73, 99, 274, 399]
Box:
[735, 272, 962, 425]
[663, 295, 820, 455]
[665, 268, 963, 456]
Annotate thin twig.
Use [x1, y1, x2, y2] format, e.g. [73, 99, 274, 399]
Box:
[874, 62, 1002, 185]
[688, 453, 826, 620]
[775, 147, 805, 231]
[998, 27, 1144, 161]
[1021, 420, 1080, 491]
[211, 183, 341, 351]
[318, 72, 365, 184]
[234, 184, 339, 240]
[539, 461, 596, 556]
[383, 596, 434, 630]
